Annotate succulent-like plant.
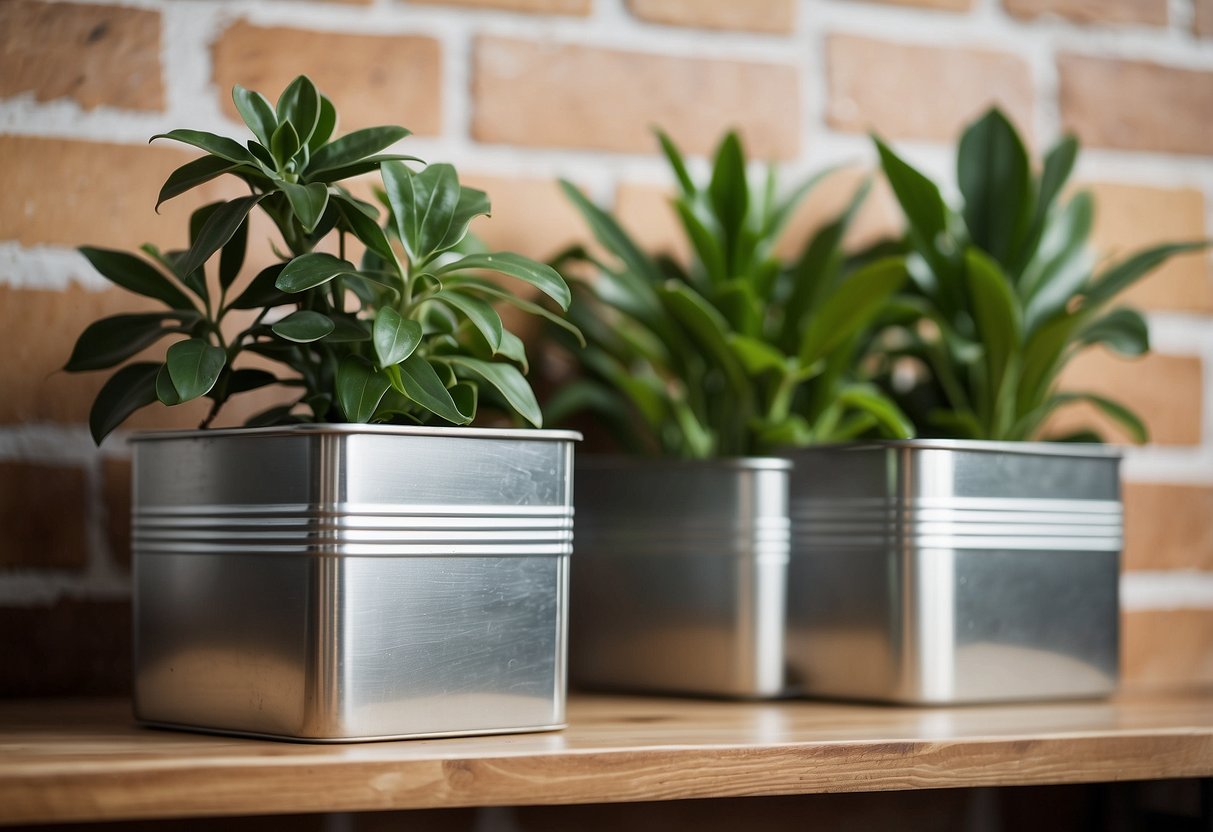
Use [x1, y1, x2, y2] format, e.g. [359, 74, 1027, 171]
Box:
[872, 108, 1208, 443]
[547, 130, 912, 459]
[65, 76, 575, 443]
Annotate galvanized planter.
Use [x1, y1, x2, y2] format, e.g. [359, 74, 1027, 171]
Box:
[131, 424, 579, 742]
[571, 456, 791, 698]
[784, 440, 1122, 704]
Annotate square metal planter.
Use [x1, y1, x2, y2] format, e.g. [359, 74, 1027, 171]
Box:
[785, 440, 1122, 704]
[570, 457, 791, 698]
[131, 424, 579, 742]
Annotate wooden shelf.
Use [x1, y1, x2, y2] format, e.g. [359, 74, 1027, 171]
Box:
[3, 690, 1212, 825]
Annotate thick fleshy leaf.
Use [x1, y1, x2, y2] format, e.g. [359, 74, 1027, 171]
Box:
[270, 120, 300, 168]
[79, 247, 194, 311]
[276, 252, 360, 293]
[1078, 307, 1149, 356]
[436, 252, 570, 310]
[154, 363, 182, 405]
[166, 338, 226, 401]
[272, 310, 335, 343]
[442, 356, 541, 428]
[232, 85, 277, 148]
[279, 181, 329, 233]
[177, 194, 267, 280]
[335, 195, 394, 263]
[799, 257, 905, 367]
[383, 161, 461, 263]
[307, 126, 411, 177]
[229, 263, 288, 309]
[309, 95, 337, 152]
[151, 129, 259, 166]
[336, 356, 390, 422]
[430, 290, 503, 352]
[156, 155, 242, 211]
[393, 354, 470, 424]
[89, 362, 159, 444]
[372, 307, 422, 366]
[64, 312, 194, 371]
[957, 108, 1032, 266]
[275, 76, 320, 146]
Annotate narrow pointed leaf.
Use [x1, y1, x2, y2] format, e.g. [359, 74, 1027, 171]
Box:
[335, 195, 394, 263]
[436, 252, 570, 310]
[65, 313, 193, 371]
[799, 257, 906, 367]
[837, 383, 914, 439]
[275, 76, 320, 145]
[874, 137, 948, 250]
[441, 356, 541, 428]
[372, 307, 422, 366]
[309, 95, 337, 152]
[151, 129, 259, 166]
[1051, 391, 1148, 444]
[430, 289, 503, 352]
[270, 120, 300, 168]
[218, 217, 247, 289]
[559, 180, 664, 285]
[89, 363, 159, 444]
[232, 85, 277, 148]
[230, 263, 288, 309]
[307, 126, 411, 176]
[655, 129, 695, 196]
[156, 156, 242, 211]
[383, 161, 460, 262]
[435, 185, 491, 253]
[708, 132, 749, 259]
[965, 248, 1022, 418]
[79, 247, 193, 310]
[395, 354, 470, 425]
[1084, 242, 1211, 308]
[177, 194, 267, 280]
[1078, 307, 1149, 356]
[958, 108, 1032, 265]
[279, 181, 329, 233]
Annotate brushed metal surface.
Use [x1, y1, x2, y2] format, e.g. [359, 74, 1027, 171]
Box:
[571, 457, 791, 698]
[131, 425, 577, 741]
[785, 441, 1122, 704]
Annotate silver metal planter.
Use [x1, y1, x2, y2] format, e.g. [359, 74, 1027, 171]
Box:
[130, 424, 579, 742]
[785, 440, 1122, 704]
[571, 457, 791, 698]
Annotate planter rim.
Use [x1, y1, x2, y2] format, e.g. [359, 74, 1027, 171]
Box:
[129, 423, 583, 443]
[577, 453, 791, 471]
[783, 438, 1122, 459]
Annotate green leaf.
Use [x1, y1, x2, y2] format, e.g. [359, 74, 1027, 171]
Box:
[270, 120, 301, 168]
[1017, 310, 1081, 416]
[306, 153, 423, 184]
[958, 108, 1032, 266]
[309, 95, 337, 152]
[218, 217, 247, 290]
[1084, 241, 1211, 308]
[229, 263, 288, 309]
[1036, 135, 1078, 219]
[64, 312, 193, 372]
[276, 252, 360, 293]
[728, 334, 788, 376]
[559, 180, 665, 285]
[496, 330, 529, 373]
[279, 180, 330, 234]
[335, 195, 395, 264]
[221, 368, 280, 396]
[837, 383, 914, 439]
[155, 155, 243, 211]
[177, 194, 267, 280]
[655, 129, 695, 196]
[393, 354, 471, 425]
[799, 257, 906, 367]
[1078, 307, 1149, 356]
[89, 362, 159, 444]
[436, 252, 571, 310]
[1051, 391, 1148, 444]
[232, 85, 277, 148]
[441, 356, 541, 428]
[874, 136, 949, 252]
[1022, 192, 1095, 330]
[372, 307, 422, 366]
[435, 186, 491, 254]
[79, 247, 194, 311]
[151, 129, 260, 166]
[658, 282, 750, 401]
[965, 248, 1022, 424]
[324, 315, 372, 343]
[673, 201, 727, 285]
[448, 382, 479, 423]
[275, 76, 320, 146]
[307, 126, 411, 177]
[272, 310, 335, 343]
[382, 161, 461, 263]
[443, 276, 586, 346]
[166, 338, 226, 401]
[430, 289, 503, 352]
[154, 363, 182, 406]
[707, 131, 748, 266]
[336, 356, 391, 423]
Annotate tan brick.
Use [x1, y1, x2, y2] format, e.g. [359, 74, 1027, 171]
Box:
[1059, 55, 1213, 156]
[462, 174, 588, 262]
[410, 0, 590, 12]
[1048, 349, 1202, 445]
[1004, 0, 1167, 25]
[857, 0, 973, 9]
[1198, 0, 1213, 36]
[1123, 483, 1213, 572]
[1084, 182, 1211, 313]
[101, 457, 131, 570]
[1123, 609, 1213, 689]
[614, 184, 692, 265]
[0, 598, 132, 696]
[0, 0, 163, 111]
[212, 21, 441, 136]
[625, 0, 795, 33]
[472, 36, 799, 159]
[827, 35, 1033, 143]
[0, 462, 90, 569]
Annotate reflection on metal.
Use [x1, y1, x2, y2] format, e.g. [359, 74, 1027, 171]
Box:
[131, 425, 578, 741]
[785, 441, 1122, 704]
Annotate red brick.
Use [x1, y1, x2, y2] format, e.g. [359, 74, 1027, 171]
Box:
[1004, 0, 1167, 25]
[625, 0, 795, 33]
[1059, 54, 1213, 156]
[411, 0, 590, 12]
[0, 462, 90, 569]
[1123, 483, 1213, 572]
[212, 21, 442, 136]
[0, 0, 163, 111]
[1123, 610, 1213, 689]
[472, 36, 800, 159]
[827, 35, 1033, 143]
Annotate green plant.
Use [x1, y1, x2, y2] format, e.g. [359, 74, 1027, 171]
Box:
[547, 130, 913, 459]
[65, 76, 575, 443]
[872, 108, 1208, 443]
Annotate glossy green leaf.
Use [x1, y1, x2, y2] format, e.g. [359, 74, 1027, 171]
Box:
[1078, 307, 1149, 357]
[79, 247, 194, 311]
[155, 155, 242, 211]
[958, 108, 1032, 265]
[496, 330, 529, 373]
[151, 129, 260, 166]
[275, 76, 320, 146]
[436, 252, 570, 310]
[655, 129, 695, 196]
[307, 126, 411, 177]
[232, 85, 277, 148]
[218, 216, 247, 290]
[874, 137, 949, 252]
[336, 356, 391, 422]
[799, 257, 906, 367]
[309, 95, 337, 152]
[430, 289, 503, 352]
[658, 282, 750, 401]
[1022, 192, 1095, 330]
[229, 263, 288, 309]
[276, 252, 360, 293]
[335, 195, 395, 264]
[306, 153, 423, 184]
[324, 315, 372, 343]
[707, 131, 748, 264]
[270, 120, 301, 168]
[372, 307, 422, 366]
[177, 194, 267, 281]
[88, 362, 159, 444]
[393, 354, 470, 425]
[837, 383, 914, 438]
[965, 248, 1021, 426]
[64, 312, 193, 371]
[272, 310, 335, 343]
[222, 368, 280, 396]
[442, 277, 586, 347]
[441, 356, 541, 428]
[279, 181, 329, 234]
[382, 161, 460, 263]
[165, 338, 226, 401]
[154, 363, 182, 405]
[673, 201, 726, 285]
[435, 186, 491, 254]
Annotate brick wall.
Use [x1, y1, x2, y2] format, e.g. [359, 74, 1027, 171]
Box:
[1, 0, 1211, 695]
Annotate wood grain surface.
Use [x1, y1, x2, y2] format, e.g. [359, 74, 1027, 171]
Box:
[2, 690, 1212, 825]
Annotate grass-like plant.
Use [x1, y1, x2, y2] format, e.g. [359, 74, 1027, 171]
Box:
[65, 76, 575, 443]
[547, 130, 912, 458]
[873, 108, 1208, 442]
